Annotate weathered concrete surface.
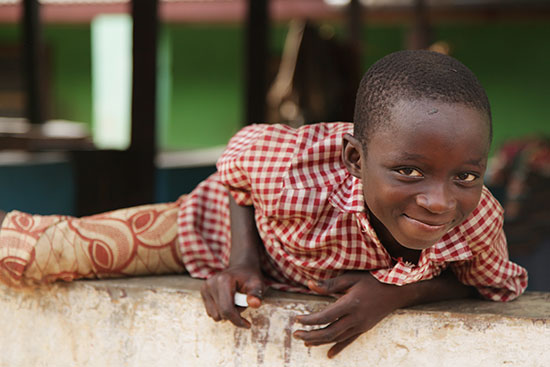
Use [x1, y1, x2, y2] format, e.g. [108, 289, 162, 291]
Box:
[0, 276, 548, 367]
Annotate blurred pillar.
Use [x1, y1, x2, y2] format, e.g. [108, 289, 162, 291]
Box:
[74, 0, 159, 216]
[407, 0, 432, 50]
[244, 0, 269, 124]
[131, 0, 158, 155]
[128, 0, 158, 205]
[347, 0, 362, 60]
[347, 0, 363, 89]
[21, 0, 43, 124]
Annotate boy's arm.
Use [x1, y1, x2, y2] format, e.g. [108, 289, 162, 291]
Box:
[200, 192, 266, 328]
[0, 210, 6, 229]
[294, 269, 476, 358]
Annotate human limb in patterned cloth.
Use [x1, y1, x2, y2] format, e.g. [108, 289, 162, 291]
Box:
[0, 202, 185, 287]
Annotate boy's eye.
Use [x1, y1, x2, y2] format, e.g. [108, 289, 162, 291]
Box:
[456, 172, 477, 182]
[397, 168, 422, 177]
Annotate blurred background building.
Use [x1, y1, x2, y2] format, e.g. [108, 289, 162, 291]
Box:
[0, 0, 549, 290]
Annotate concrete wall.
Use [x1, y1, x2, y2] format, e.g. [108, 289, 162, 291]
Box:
[0, 276, 548, 367]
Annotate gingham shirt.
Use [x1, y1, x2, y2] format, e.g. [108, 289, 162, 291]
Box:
[178, 123, 527, 301]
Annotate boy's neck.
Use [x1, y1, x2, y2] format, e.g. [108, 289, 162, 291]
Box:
[369, 212, 421, 265]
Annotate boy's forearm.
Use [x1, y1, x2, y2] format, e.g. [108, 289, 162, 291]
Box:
[228, 193, 263, 268]
[200, 193, 265, 327]
[398, 269, 477, 308]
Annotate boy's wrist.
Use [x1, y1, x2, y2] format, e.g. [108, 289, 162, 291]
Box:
[228, 191, 264, 271]
[398, 270, 476, 308]
[228, 253, 261, 269]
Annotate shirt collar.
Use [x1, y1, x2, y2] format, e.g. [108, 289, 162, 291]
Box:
[328, 173, 366, 213]
[328, 174, 385, 252]
[423, 229, 474, 263]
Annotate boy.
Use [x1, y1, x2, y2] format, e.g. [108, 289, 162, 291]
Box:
[0, 50, 527, 358]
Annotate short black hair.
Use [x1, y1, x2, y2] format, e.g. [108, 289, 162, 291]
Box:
[353, 50, 492, 145]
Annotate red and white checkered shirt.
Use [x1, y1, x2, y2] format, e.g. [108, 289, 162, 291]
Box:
[178, 123, 527, 301]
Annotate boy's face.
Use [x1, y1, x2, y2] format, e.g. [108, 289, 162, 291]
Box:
[343, 99, 490, 251]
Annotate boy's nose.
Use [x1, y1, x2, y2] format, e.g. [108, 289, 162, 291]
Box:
[415, 184, 457, 214]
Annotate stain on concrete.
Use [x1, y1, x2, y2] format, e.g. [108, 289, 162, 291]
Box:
[393, 343, 410, 361]
[531, 318, 550, 327]
[105, 287, 128, 302]
[250, 313, 270, 365]
[283, 313, 296, 367]
[233, 325, 245, 367]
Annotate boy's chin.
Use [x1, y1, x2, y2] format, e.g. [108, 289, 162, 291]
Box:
[400, 242, 436, 251]
[396, 235, 441, 251]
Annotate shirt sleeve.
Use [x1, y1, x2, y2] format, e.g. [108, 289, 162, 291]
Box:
[450, 188, 528, 302]
[216, 124, 270, 206]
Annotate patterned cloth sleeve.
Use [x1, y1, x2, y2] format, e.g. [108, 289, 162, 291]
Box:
[450, 189, 528, 301]
[0, 201, 186, 287]
[216, 124, 268, 206]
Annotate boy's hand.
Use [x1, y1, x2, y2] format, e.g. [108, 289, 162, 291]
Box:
[293, 271, 403, 358]
[200, 265, 266, 329]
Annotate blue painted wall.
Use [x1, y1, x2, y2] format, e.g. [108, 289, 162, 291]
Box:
[0, 161, 215, 216]
[0, 162, 75, 215]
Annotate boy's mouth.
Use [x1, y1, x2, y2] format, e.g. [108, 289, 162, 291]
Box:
[402, 214, 450, 232]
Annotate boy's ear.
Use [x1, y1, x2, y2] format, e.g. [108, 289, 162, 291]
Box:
[342, 133, 363, 179]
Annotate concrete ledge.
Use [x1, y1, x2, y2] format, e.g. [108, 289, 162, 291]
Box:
[1, 276, 549, 367]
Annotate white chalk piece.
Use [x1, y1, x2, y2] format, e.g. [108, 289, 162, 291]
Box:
[234, 292, 249, 307]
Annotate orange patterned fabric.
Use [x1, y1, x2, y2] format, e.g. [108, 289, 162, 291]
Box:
[0, 200, 186, 287]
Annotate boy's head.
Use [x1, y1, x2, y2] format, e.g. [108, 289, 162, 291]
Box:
[343, 50, 492, 252]
[353, 49, 492, 147]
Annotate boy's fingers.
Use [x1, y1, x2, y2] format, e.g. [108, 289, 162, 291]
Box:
[246, 295, 262, 308]
[327, 334, 360, 359]
[244, 278, 265, 300]
[308, 274, 358, 295]
[295, 302, 345, 326]
[294, 315, 352, 346]
[322, 324, 359, 346]
[216, 286, 250, 328]
[200, 285, 220, 321]
[241, 276, 266, 308]
[219, 302, 251, 328]
[294, 327, 345, 347]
